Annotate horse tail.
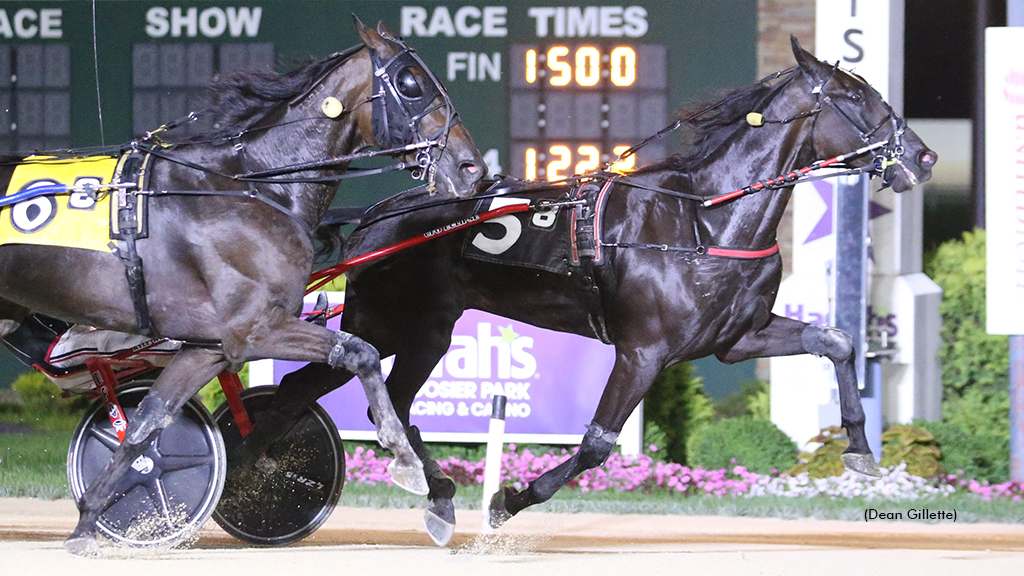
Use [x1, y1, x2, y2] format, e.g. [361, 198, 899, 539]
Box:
[314, 206, 367, 263]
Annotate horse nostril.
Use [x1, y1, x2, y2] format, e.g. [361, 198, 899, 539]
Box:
[460, 161, 485, 179]
[918, 149, 937, 168]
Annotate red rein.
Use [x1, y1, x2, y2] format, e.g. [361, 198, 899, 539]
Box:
[305, 203, 533, 294]
[703, 157, 841, 207]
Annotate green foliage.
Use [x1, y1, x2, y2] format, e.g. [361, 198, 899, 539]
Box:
[746, 381, 771, 421]
[924, 229, 1009, 400]
[0, 430, 73, 499]
[644, 362, 714, 465]
[790, 426, 849, 478]
[642, 420, 670, 461]
[923, 230, 1010, 481]
[11, 371, 90, 415]
[714, 380, 771, 421]
[2, 371, 90, 431]
[197, 363, 250, 413]
[879, 424, 941, 477]
[943, 387, 1010, 440]
[916, 419, 1009, 483]
[687, 417, 797, 474]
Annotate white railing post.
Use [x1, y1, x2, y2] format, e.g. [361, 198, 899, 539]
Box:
[480, 394, 507, 532]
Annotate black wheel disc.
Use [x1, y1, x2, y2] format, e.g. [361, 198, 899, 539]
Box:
[212, 385, 345, 546]
[67, 382, 227, 548]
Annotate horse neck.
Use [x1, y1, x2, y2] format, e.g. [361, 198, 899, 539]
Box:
[689, 93, 817, 249]
[242, 51, 373, 228]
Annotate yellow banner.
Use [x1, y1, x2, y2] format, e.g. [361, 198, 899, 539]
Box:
[0, 156, 117, 253]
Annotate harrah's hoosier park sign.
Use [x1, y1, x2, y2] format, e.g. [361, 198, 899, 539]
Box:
[985, 28, 1024, 335]
[258, 298, 636, 447]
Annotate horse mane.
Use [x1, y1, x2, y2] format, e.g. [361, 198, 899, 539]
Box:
[175, 50, 357, 141]
[635, 70, 796, 176]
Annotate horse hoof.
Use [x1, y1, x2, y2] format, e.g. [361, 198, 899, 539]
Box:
[64, 535, 100, 557]
[487, 487, 513, 529]
[388, 459, 429, 495]
[842, 452, 882, 478]
[423, 499, 456, 546]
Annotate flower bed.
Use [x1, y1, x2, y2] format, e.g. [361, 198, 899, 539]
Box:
[345, 445, 1024, 501]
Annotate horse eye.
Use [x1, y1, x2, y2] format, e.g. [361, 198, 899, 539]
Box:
[850, 92, 863, 102]
[395, 68, 424, 99]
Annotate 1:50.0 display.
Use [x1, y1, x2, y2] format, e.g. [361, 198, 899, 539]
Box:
[524, 46, 637, 87]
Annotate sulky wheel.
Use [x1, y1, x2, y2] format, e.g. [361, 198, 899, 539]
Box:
[67, 382, 227, 548]
[212, 385, 345, 546]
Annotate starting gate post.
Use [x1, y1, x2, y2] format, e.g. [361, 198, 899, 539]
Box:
[834, 174, 881, 458]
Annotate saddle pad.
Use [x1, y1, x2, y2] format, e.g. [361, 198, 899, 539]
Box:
[461, 195, 570, 275]
[0, 155, 117, 253]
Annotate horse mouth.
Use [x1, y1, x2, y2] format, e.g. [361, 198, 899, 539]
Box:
[889, 149, 936, 193]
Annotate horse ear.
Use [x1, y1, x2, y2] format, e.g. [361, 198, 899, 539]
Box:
[791, 35, 829, 84]
[376, 20, 399, 40]
[352, 14, 389, 52]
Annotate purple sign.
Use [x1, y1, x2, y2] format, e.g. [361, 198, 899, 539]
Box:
[271, 306, 617, 441]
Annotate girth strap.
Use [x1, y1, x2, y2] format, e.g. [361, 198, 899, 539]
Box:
[109, 148, 159, 337]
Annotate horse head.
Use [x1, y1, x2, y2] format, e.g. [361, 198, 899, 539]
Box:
[352, 17, 487, 196]
[790, 36, 936, 193]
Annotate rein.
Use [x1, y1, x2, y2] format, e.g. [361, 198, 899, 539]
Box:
[306, 202, 537, 293]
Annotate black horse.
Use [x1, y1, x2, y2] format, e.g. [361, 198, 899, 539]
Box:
[0, 18, 485, 554]
[239, 38, 936, 544]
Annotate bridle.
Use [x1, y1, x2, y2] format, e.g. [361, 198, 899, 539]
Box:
[801, 64, 917, 189]
[608, 62, 918, 200]
[143, 38, 460, 192]
[367, 32, 461, 188]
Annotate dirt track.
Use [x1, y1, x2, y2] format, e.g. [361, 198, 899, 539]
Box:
[4, 497, 1024, 575]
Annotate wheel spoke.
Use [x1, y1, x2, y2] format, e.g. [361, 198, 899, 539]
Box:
[146, 478, 175, 528]
[159, 453, 216, 473]
[88, 426, 121, 451]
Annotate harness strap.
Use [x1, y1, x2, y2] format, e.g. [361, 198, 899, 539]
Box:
[144, 188, 313, 238]
[599, 241, 780, 259]
[109, 149, 159, 337]
[115, 236, 158, 337]
[138, 144, 314, 237]
[595, 175, 780, 261]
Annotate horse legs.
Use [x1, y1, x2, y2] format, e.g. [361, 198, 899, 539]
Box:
[716, 313, 879, 477]
[229, 324, 455, 543]
[382, 338, 460, 546]
[64, 346, 228, 556]
[224, 318, 427, 495]
[489, 348, 660, 528]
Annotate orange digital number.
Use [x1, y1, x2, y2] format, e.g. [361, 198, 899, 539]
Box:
[575, 145, 601, 173]
[610, 145, 636, 172]
[525, 49, 538, 84]
[575, 47, 600, 87]
[610, 47, 636, 87]
[547, 145, 572, 179]
[547, 46, 571, 87]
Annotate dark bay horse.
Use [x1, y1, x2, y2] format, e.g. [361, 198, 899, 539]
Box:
[0, 19, 485, 554]
[240, 38, 936, 543]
